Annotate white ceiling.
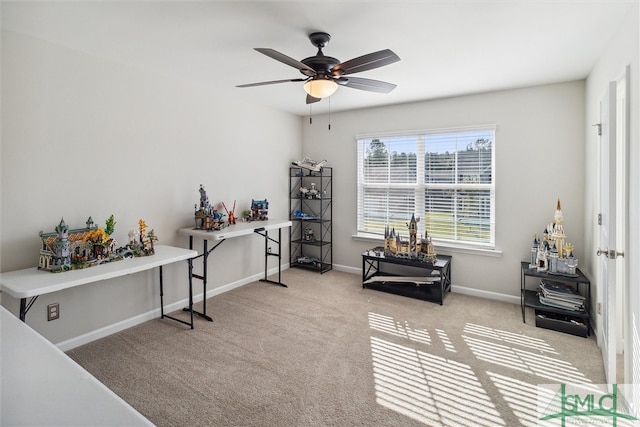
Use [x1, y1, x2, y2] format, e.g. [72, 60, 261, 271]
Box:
[2, 1, 636, 116]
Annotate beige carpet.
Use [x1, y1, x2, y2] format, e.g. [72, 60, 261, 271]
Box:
[67, 268, 605, 426]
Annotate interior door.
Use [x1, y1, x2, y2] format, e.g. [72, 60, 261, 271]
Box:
[598, 80, 617, 385]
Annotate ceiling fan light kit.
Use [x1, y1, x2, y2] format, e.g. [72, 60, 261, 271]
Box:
[237, 31, 400, 104]
[303, 78, 338, 99]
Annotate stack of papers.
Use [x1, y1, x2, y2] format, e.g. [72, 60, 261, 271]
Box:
[538, 279, 585, 312]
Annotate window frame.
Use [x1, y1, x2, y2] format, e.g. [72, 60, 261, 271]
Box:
[356, 125, 497, 251]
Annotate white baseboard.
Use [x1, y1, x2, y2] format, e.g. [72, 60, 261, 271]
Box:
[452, 285, 520, 305]
[333, 263, 360, 275]
[57, 262, 521, 351]
[56, 265, 288, 352]
[333, 263, 519, 305]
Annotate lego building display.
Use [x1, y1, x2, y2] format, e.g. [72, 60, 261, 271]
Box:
[194, 185, 227, 231]
[381, 214, 437, 264]
[38, 216, 157, 272]
[193, 185, 269, 231]
[529, 199, 578, 275]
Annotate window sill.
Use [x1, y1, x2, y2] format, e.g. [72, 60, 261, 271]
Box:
[352, 232, 503, 258]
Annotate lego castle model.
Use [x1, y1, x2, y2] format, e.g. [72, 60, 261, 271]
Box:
[194, 185, 227, 231]
[529, 199, 578, 275]
[39, 216, 156, 272]
[383, 214, 437, 263]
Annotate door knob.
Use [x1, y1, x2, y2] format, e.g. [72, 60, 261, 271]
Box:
[596, 248, 625, 258]
[609, 249, 624, 258]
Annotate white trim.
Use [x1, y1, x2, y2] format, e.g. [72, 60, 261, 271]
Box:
[451, 284, 518, 304]
[334, 264, 517, 303]
[352, 232, 502, 257]
[355, 124, 497, 140]
[55, 264, 289, 351]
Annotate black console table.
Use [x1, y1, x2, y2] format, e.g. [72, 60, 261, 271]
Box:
[362, 249, 452, 305]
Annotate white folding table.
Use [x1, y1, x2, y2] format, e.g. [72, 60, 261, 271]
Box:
[0, 245, 198, 328]
[178, 219, 292, 322]
[1, 305, 154, 426]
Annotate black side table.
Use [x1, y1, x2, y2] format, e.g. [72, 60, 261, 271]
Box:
[520, 261, 591, 336]
[362, 250, 452, 305]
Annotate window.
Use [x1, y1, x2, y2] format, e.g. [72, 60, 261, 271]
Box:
[356, 126, 495, 249]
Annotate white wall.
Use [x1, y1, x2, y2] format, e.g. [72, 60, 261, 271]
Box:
[0, 30, 302, 344]
[585, 0, 639, 394]
[302, 81, 586, 300]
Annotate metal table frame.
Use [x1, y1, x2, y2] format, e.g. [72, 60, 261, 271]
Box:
[178, 219, 292, 322]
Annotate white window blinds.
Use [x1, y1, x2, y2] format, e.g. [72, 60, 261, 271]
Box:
[357, 126, 495, 248]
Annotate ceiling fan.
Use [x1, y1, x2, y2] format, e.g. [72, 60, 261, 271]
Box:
[236, 32, 400, 104]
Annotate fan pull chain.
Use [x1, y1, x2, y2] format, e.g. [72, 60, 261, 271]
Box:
[309, 103, 312, 125]
[328, 97, 331, 131]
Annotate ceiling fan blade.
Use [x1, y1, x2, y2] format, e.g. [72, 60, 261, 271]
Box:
[255, 48, 317, 76]
[331, 49, 400, 76]
[306, 94, 321, 104]
[337, 76, 397, 93]
[236, 78, 306, 88]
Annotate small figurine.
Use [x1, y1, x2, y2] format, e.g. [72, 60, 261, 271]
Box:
[300, 183, 322, 199]
[303, 228, 315, 242]
[251, 199, 269, 221]
[294, 210, 318, 220]
[222, 201, 236, 225]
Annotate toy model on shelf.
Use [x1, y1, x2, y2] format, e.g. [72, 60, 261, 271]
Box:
[194, 185, 227, 231]
[250, 199, 269, 221]
[382, 214, 437, 263]
[529, 199, 578, 275]
[222, 200, 237, 224]
[38, 216, 156, 273]
[300, 183, 325, 199]
[294, 210, 318, 220]
[291, 157, 327, 174]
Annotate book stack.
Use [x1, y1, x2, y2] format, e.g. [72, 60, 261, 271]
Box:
[538, 279, 585, 312]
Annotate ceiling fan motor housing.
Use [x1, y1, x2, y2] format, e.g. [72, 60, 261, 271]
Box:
[302, 32, 340, 78]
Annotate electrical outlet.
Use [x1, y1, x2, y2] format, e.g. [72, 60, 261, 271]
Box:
[597, 302, 602, 315]
[47, 303, 60, 321]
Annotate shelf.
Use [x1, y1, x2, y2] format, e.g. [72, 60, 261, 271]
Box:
[290, 261, 332, 273]
[291, 196, 332, 201]
[364, 278, 444, 303]
[290, 218, 331, 223]
[535, 310, 588, 337]
[290, 166, 332, 274]
[519, 262, 589, 284]
[523, 290, 588, 319]
[292, 239, 331, 246]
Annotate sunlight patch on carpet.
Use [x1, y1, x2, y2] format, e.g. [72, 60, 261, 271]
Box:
[462, 323, 593, 385]
[370, 336, 506, 426]
[488, 372, 553, 427]
[463, 323, 558, 354]
[368, 312, 431, 345]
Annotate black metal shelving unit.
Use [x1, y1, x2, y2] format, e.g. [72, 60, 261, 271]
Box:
[289, 166, 332, 273]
